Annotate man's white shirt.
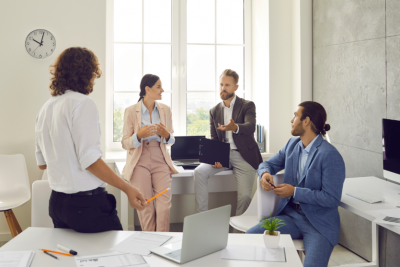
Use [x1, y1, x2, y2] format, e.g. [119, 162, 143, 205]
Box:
[35, 90, 105, 193]
[222, 95, 239, 150]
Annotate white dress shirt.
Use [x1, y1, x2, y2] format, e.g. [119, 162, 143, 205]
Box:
[222, 95, 240, 150]
[35, 90, 105, 193]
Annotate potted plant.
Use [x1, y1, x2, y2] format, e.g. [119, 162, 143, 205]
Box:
[260, 215, 286, 248]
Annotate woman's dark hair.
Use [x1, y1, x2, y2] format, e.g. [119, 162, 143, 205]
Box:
[49, 47, 102, 96]
[138, 74, 160, 102]
[298, 101, 331, 136]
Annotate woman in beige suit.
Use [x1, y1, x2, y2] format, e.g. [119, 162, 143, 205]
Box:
[121, 74, 178, 232]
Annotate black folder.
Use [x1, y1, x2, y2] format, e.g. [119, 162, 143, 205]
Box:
[199, 138, 230, 168]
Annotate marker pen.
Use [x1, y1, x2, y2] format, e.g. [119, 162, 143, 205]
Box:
[57, 244, 78, 255]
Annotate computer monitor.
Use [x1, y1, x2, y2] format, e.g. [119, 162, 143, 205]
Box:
[383, 119, 400, 184]
[171, 136, 205, 160]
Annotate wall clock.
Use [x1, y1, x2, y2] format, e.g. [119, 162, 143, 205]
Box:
[25, 29, 56, 59]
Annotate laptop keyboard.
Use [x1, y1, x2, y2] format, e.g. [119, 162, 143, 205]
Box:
[166, 249, 182, 261]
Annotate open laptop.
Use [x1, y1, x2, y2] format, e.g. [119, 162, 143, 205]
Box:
[171, 136, 205, 169]
[151, 205, 231, 264]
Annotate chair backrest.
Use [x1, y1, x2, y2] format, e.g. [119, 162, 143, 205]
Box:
[42, 170, 48, 180]
[257, 172, 285, 220]
[0, 154, 31, 203]
[239, 185, 258, 217]
[31, 180, 53, 228]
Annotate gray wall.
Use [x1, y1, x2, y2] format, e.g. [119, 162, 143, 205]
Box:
[313, 0, 400, 266]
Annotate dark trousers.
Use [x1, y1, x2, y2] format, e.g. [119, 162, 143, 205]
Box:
[49, 190, 123, 233]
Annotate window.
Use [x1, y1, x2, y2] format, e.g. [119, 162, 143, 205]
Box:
[108, 0, 251, 149]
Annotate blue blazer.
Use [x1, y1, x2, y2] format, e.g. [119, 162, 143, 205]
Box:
[258, 135, 345, 246]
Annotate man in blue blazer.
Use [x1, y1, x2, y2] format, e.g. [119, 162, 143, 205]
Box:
[246, 101, 345, 267]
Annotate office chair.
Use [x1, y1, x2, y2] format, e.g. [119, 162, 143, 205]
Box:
[0, 154, 31, 238]
[31, 180, 53, 228]
[229, 172, 305, 263]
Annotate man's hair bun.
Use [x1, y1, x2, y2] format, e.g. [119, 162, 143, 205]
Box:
[324, 124, 331, 132]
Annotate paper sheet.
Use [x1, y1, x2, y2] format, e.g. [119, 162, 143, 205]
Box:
[0, 251, 35, 267]
[74, 252, 148, 267]
[373, 211, 400, 227]
[221, 245, 286, 262]
[110, 232, 172, 256]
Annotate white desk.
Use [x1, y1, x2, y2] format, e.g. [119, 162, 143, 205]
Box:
[0, 227, 303, 267]
[114, 162, 239, 230]
[339, 176, 400, 267]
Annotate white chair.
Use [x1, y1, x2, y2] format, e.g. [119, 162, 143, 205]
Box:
[229, 172, 305, 262]
[0, 154, 31, 238]
[31, 180, 54, 228]
[41, 169, 48, 180]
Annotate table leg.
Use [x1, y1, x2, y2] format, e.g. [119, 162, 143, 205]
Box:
[328, 222, 379, 267]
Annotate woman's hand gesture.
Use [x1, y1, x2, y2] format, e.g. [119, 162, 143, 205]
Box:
[137, 125, 157, 140]
[155, 122, 170, 140]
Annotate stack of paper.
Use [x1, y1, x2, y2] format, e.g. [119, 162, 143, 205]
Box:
[110, 232, 172, 256]
[74, 252, 148, 267]
[0, 251, 35, 267]
[221, 245, 286, 262]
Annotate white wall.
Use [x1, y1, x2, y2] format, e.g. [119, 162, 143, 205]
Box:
[252, 0, 312, 154]
[292, 0, 313, 107]
[0, 0, 106, 240]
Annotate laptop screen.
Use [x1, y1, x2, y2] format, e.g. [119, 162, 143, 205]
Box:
[171, 136, 205, 160]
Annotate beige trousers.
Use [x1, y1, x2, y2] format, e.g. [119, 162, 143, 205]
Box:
[129, 140, 172, 232]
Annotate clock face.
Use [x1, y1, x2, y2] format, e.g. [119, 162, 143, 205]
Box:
[25, 29, 56, 59]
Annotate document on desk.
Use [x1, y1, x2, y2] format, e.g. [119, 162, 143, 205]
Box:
[221, 245, 286, 262]
[0, 251, 35, 267]
[110, 232, 172, 256]
[374, 212, 400, 227]
[75, 252, 148, 267]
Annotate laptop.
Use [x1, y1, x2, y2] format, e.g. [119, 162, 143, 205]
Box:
[171, 136, 205, 169]
[150, 205, 231, 264]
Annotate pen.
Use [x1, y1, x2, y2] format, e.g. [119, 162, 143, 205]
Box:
[57, 244, 78, 255]
[43, 250, 58, 260]
[266, 180, 276, 188]
[42, 249, 71, 256]
[147, 188, 170, 203]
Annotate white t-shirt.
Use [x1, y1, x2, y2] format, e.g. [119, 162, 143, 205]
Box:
[35, 90, 105, 193]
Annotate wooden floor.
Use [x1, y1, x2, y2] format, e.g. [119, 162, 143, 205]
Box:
[0, 225, 368, 266]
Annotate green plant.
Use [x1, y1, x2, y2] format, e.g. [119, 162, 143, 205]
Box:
[260, 214, 286, 236]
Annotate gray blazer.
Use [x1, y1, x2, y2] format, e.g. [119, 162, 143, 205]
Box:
[209, 96, 262, 170]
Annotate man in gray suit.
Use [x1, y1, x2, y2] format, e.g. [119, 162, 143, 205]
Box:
[194, 69, 262, 216]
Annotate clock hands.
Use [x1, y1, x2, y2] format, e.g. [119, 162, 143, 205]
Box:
[40, 32, 44, 45]
[33, 39, 42, 46]
[32, 43, 41, 53]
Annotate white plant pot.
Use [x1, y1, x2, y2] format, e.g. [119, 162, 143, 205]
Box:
[263, 230, 280, 248]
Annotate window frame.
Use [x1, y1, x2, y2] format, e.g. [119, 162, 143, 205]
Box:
[106, 0, 252, 150]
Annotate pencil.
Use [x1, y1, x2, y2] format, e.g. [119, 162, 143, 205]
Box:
[41, 249, 72, 256]
[147, 188, 170, 203]
[43, 251, 58, 260]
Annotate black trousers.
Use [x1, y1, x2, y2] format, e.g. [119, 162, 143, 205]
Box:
[49, 190, 123, 233]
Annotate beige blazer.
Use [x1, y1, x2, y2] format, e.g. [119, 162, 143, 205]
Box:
[121, 101, 178, 182]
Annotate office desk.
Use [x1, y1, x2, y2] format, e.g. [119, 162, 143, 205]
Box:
[339, 176, 400, 267]
[114, 162, 238, 230]
[0, 227, 303, 267]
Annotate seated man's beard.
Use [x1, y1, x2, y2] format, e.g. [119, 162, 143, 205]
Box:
[220, 91, 234, 100]
[291, 125, 305, 136]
